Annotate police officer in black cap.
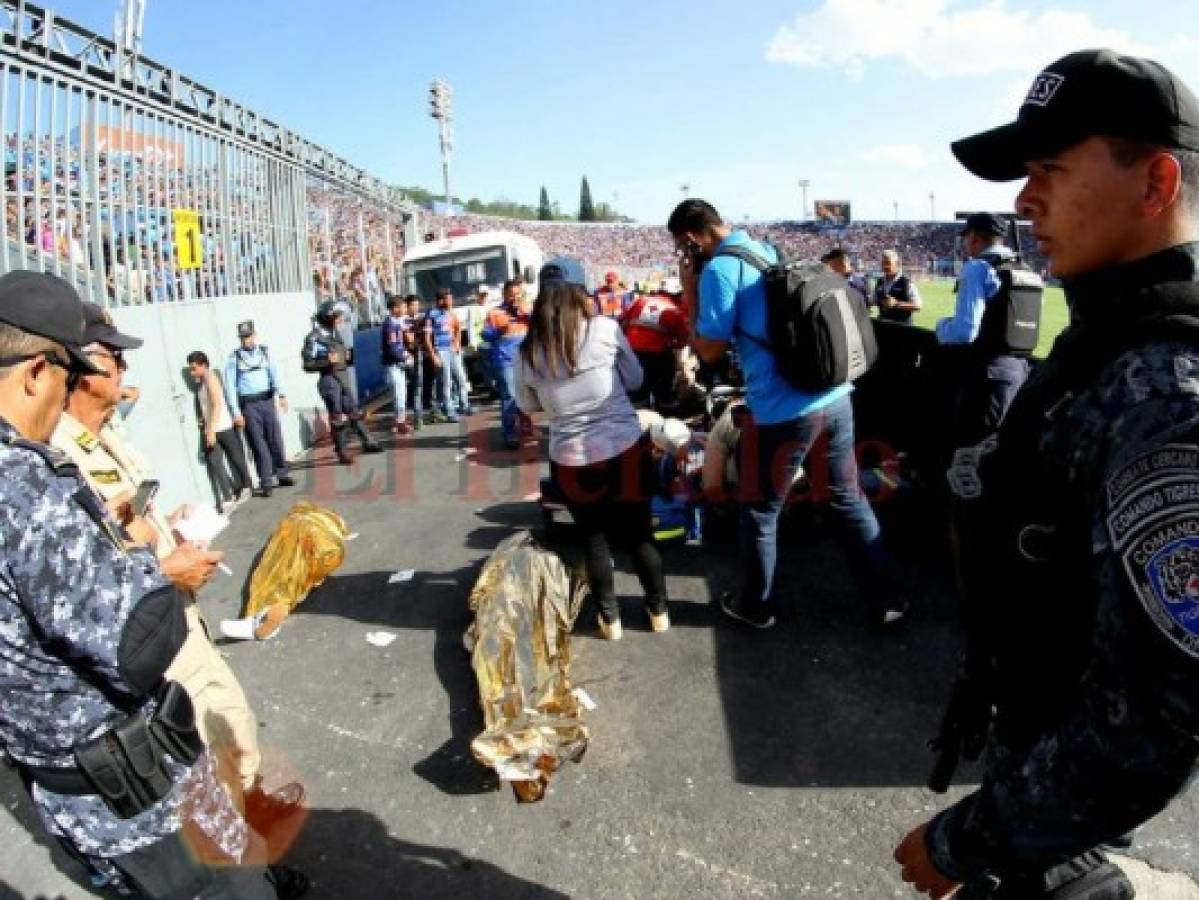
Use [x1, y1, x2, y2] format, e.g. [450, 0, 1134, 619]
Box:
[0, 271, 306, 897]
[302, 300, 382, 465]
[934, 211, 1033, 448]
[895, 49, 1199, 899]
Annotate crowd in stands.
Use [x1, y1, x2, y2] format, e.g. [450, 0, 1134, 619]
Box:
[1, 127, 1047, 316]
[307, 183, 406, 323]
[421, 212, 1048, 277]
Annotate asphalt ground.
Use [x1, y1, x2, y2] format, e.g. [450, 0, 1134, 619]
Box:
[2, 396, 1197, 899]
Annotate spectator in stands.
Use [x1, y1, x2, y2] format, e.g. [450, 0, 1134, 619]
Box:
[484, 279, 532, 449]
[669, 198, 907, 631]
[516, 261, 669, 640]
[935, 212, 1031, 446]
[873, 249, 922, 324]
[186, 350, 252, 510]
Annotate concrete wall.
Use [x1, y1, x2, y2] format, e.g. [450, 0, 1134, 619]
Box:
[110, 292, 322, 514]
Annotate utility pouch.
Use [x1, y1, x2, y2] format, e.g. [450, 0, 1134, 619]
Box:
[74, 728, 147, 819]
[113, 710, 173, 811]
[73, 682, 202, 819]
[148, 680, 205, 766]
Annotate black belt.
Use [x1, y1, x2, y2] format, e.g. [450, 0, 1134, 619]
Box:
[239, 390, 275, 403]
[23, 761, 95, 796]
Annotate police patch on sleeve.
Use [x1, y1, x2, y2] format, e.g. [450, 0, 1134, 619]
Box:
[1105, 444, 1199, 658]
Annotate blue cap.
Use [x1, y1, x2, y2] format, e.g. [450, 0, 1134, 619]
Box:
[539, 256, 587, 288]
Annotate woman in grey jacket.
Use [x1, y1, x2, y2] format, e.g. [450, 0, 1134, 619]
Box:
[516, 277, 669, 640]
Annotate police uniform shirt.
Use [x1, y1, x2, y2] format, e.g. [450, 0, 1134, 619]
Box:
[50, 411, 176, 557]
[927, 242, 1199, 881]
[0, 416, 245, 861]
[935, 245, 1013, 345]
[223, 344, 283, 418]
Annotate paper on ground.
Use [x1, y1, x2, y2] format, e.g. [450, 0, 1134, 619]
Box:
[365, 630, 397, 648]
[220, 616, 256, 641]
[174, 504, 229, 546]
[572, 688, 598, 711]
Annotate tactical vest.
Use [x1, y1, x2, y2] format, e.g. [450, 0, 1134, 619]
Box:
[874, 274, 914, 324]
[975, 251, 1043, 357]
[955, 279, 1199, 741]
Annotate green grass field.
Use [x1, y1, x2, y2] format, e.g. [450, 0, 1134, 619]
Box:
[909, 279, 1068, 358]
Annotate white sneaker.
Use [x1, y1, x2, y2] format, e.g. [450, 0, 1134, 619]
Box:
[599, 616, 623, 641]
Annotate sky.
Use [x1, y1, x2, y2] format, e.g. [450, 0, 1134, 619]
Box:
[46, 0, 1199, 223]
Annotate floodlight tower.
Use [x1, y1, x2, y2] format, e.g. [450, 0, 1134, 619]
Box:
[798, 178, 810, 220]
[428, 79, 455, 215]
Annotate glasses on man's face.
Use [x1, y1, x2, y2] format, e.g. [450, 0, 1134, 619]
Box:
[0, 351, 82, 391]
[87, 348, 126, 372]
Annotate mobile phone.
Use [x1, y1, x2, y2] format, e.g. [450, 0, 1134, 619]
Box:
[131, 479, 159, 517]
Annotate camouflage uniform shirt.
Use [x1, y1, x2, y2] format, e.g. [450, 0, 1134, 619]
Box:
[929, 243, 1199, 880]
[0, 416, 245, 861]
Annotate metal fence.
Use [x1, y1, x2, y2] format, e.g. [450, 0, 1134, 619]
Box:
[0, 0, 414, 308]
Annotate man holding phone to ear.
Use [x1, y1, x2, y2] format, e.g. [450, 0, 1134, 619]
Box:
[50, 302, 305, 826]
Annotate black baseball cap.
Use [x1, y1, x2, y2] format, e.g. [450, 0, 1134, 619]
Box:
[81, 301, 143, 350]
[953, 49, 1199, 182]
[237, 320, 255, 338]
[960, 212, 1008, 238]
[0, 271, 104, 373]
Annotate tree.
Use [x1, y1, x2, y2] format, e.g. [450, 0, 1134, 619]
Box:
[538, 187, 553, 221]
[578, 177, 596, 222]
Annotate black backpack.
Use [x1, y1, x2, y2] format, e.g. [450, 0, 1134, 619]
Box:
[714, 245, 878, 392]
[975, 252, 1044, 357]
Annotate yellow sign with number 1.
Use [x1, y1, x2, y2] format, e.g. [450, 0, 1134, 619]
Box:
[172, 209, 203, 270]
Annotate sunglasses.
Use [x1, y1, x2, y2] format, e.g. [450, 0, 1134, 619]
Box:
[0, 351, 83, 390]
[86, 348, 127, 371]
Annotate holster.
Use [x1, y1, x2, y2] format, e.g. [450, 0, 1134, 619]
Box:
[72, 681, 204, 819]
[149, 680, 206, 765]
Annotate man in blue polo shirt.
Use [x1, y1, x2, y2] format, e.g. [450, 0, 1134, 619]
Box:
[667, 199, 905, 630]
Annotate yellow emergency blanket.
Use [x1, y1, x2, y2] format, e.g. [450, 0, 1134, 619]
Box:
[244, 503, 349, 625]
[467, 531, 589, 802]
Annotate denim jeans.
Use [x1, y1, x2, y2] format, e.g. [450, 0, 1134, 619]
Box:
[436, 349, 470, 415]
[386, 363, 407, 419]
[737, 395, 893, 612]
[494, 363, 519, 443]
[453, 350, 472, 410]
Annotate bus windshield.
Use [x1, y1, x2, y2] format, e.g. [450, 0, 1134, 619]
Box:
[403, 246, 508, 305]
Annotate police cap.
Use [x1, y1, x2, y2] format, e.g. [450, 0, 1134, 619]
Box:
[237, 320, 255, 338]
[953, 49, 1199, 182]
[0, 271, 104, 374]
[81, 301, 144, 350]
[960, 213, 1008, 238]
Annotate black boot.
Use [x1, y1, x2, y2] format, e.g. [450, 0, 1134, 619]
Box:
[332, 423, 352, 465]
[354, 419, 382, 453]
